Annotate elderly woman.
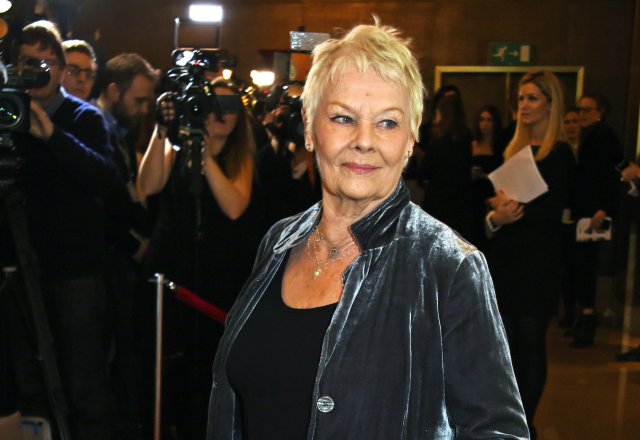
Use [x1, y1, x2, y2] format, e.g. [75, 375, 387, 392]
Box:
[207, 22, 528, 440]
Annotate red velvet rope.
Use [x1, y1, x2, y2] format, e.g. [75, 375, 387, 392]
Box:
[169, 283, 227, 325]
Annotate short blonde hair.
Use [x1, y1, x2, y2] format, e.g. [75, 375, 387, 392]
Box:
[301, 20, 424, 141]
[504, 70, 566, 161]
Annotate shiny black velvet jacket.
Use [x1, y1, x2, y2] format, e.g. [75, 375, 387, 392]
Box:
[207, 182, 529, 439]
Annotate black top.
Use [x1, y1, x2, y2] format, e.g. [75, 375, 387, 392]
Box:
[489, 143, 576, 316]
[227, 255, 337, 440]
[419, 132, 474, 240]
[147, 149, 264, 311]
[468, 154, 503, 252]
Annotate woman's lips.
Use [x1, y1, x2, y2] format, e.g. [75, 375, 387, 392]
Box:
[343, 162, 378, 174]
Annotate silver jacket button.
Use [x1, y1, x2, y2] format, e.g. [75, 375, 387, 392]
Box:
[316, 395, 335, 413]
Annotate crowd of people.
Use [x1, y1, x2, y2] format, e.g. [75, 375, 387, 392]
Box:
[0, 15, 637, 440]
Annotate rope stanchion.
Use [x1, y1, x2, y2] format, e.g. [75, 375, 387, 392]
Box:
[149, 276, 227, 440]
[167, 282, 227, 324]
[153, 273, 165, 440]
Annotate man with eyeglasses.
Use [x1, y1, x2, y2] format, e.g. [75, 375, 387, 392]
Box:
[61, 39, 98, 101]
[2, 20, 119, 440]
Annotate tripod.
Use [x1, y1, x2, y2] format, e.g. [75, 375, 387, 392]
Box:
[0, 185, 72, 440]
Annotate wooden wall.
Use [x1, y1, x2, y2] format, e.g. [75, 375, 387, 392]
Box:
[62, 0, 638, 138]
[8, 0, 640, 301]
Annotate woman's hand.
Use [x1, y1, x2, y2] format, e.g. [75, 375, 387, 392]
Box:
[489, 191, 524, 226]
[487, 190, 510, 210]
[155, 92, 177, 137]
[621, 162, 640, 182]
[590, 210, 607, 230]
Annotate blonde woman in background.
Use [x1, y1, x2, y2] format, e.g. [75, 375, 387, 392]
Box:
[486, 70, 576, 439]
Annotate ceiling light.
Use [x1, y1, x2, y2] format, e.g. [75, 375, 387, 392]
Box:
[189, 4, 223, 23]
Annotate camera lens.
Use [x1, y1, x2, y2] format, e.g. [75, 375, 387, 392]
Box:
[184, 94, 211, 124]
[0, 94, 24, 129]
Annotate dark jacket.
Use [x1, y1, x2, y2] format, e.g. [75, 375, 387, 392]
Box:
[207, 182, 529, 440]
[573, 121, 622, 218]
[100, 107, 151, 257]
[15, 90, 119, 278]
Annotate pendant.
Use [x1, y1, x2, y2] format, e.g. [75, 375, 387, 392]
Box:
[313, 268, 322, 278]
[329, 246, 339, 260]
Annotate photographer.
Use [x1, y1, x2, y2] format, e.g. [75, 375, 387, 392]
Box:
[257, 82, 321, 222]
[2, 20, 119, 440]
[138, 78, 260, 438]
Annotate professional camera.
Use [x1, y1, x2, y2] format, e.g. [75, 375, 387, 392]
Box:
[0, 60, 51, 189]
[264, 81, 305, 150]
[163, 49, 239, 137]
[0, 59, 51, 132]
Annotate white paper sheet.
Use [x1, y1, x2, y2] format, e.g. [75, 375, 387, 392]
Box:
[488, 146, 548, 203]
[575, 217, 612, 242]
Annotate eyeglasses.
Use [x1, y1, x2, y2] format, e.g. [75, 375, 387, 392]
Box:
[17, 56, 62, 69]
[578, 107, 595, 113]
[65, 64, 97, 80]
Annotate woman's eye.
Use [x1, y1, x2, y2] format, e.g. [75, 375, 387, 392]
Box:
[330, 115, 353, 124]
[378, 119, 398, 129]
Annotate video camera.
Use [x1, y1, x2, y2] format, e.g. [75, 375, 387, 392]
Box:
[0, 60, 50, 189]
[264, 81, 305, 150]
[0, 59, 51, 132]
[163, 49, 240, 138]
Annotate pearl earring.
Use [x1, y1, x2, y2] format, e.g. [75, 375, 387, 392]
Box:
[305, 144, 313, 152]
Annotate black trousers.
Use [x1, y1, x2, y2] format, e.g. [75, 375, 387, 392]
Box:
[501, 314, 549, 439]
[574, 241, 600, 309]
[3, 274, 112, 440]
[104, 250, 143, 433]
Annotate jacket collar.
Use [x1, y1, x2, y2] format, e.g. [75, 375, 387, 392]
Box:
[272, 180, 411, 254]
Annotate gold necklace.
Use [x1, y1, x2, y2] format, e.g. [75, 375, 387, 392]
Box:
[305, 226, 357, 278]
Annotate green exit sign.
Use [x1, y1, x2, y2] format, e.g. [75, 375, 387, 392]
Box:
[489, 43, 535, 66]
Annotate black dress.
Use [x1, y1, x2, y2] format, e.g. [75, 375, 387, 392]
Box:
[488, 143, 575, 436]
[420, 132, 474, 240]
[489, 143, 576, 316]
[142, 150, 265, 438]
[469, 153, 502, 252]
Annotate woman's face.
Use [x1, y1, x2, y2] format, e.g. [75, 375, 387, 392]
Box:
[204, 87, 239, 154]
[518, 82, 551, 128]
[307, 69, 414, 207]
[578, 97, 602, 128]
[478, 111, 494, 137]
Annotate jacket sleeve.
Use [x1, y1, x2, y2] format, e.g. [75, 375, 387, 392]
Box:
[441, 250, 530, 440]
[592, 127, 623, 216]
[45, 105, 120, 195]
